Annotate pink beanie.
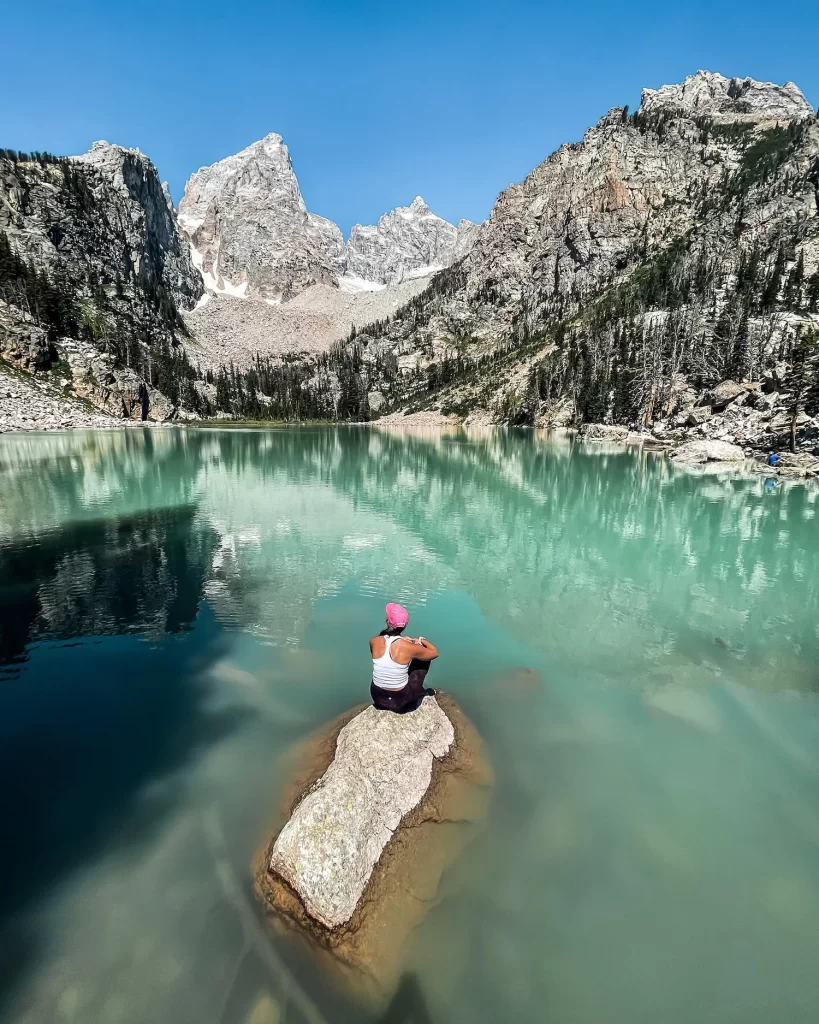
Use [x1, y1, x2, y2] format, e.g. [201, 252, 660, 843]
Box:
[385, 602, 409, 628]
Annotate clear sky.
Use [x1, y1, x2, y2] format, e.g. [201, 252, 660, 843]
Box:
[4, 0, 818, 237]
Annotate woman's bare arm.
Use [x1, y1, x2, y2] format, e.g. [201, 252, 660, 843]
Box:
[407, 636, 438, 661]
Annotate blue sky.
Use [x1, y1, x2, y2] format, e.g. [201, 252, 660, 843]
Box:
[4, 0, 818, 237]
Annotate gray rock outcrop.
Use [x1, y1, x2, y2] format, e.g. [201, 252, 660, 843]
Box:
[705, 380, 753, 409]
[2, 144, 201, 313]
[0, 300, 50, 370]
[269, 696, 454, 929]
[579, 423, 630, 441]
[74, 142, 203, 308]
[639, 70, 814, 121]
[687, 406, 713, 426]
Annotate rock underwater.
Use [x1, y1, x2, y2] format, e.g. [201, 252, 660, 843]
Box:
[253, 693, 492, 1002]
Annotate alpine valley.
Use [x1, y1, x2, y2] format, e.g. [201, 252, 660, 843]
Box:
[1, 71, 818, 474]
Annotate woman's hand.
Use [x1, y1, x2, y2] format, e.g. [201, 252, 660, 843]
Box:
[408, 636, 437, 660]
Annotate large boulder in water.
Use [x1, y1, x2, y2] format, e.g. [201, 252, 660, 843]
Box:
[670, 438, 746, 465]
[269, 696, 454, 928]
[253, 693, 491, 999]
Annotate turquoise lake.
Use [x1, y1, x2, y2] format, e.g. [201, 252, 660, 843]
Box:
[1, 425, 818, 1023]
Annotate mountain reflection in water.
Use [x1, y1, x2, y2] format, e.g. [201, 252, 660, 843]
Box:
[1, 425, 818, 1024]
[0, 503, 217, 668]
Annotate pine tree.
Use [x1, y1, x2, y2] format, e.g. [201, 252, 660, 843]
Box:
[522, 366, 541, 425]
[727, 309, 751, 382]
[784, 251, 805, 308]
[706, 302, 736, 385]
[808, 271, 819, 314]
[761, 244, 786, 310]
[784, 328, 818, 452]
[803, 329, 819, 418]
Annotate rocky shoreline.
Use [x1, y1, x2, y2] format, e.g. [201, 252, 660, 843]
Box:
[575, 371, 819, 479]
[580, 427, 819, 480]
[0, 364, 135, 433]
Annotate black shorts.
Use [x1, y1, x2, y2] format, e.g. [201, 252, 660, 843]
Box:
[370, 660, 432, 713]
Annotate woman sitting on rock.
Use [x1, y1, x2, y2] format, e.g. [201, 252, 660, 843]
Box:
[370, 602, 439, 713]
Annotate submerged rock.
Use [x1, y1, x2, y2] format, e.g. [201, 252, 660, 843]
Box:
[253, 693, 491, 999]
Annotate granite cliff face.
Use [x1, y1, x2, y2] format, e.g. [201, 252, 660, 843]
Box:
[178, 134, 346, 302]
[74, 141, 203, 307]
[178, 137, 473, 299]
[1, 143, 203, 424]
[1, 142, 201, 312]
[349, 71, 819, 446]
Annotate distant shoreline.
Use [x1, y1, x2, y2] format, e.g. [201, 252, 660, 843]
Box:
[1, 418, 815, 488]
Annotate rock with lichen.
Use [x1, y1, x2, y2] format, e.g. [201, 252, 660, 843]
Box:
[253, 693, 492, 1001]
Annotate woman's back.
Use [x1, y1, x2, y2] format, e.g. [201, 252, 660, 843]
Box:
[371, 635, 411, 690]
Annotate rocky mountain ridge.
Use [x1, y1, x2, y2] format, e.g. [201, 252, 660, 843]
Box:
[343, 70, 819, 457]
[178, 135, 474, 301]
[639, 71, 814, 121]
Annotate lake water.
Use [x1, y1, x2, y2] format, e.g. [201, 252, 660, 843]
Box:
[1, 425, 818, 1024]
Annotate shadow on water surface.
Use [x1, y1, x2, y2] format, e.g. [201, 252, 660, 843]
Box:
[0, 501, 247, 1015]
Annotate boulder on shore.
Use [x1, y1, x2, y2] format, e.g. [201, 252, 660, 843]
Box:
[578, 423, 629, 441]
[253, 693, 491, 1000]
[705, 380, 748, 410]
[686, 405, 712, 427]
[670, 438, 746, 465]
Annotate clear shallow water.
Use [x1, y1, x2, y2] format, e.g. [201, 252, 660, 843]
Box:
[1, 425, 818, 1024]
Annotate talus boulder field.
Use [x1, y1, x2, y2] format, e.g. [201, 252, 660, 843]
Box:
[253, 693, 492, 999]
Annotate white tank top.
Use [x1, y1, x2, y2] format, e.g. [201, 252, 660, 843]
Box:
[372, 636, 410, 690]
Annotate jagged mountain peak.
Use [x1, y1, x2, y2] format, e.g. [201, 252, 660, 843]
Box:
[405, 196, 432, 215]
[176, 134, 477, 297]
[640, 70, 814, 121]
[177, 132, 344, 301]
[344, 197, 474, 286]
[75, 139, 155, 175]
